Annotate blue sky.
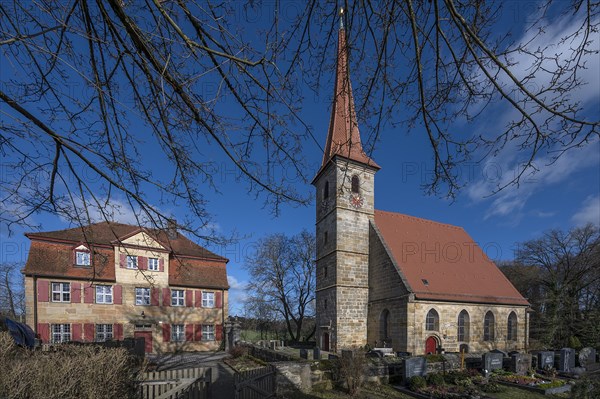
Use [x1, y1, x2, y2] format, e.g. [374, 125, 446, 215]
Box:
[1, 2, 598, 316]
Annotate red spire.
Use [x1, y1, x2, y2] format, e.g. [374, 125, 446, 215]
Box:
[321, 16, 379, 169]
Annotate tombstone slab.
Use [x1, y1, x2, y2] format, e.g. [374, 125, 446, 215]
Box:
[557, 348, 575, 372]
[403, 357, 427, 381]
[537, 351, 555, 370]
[482, 352, 504, 374]
[578, 347, 597, 369]
[510, 353, 532, 375]
[299, 349, 308, 359]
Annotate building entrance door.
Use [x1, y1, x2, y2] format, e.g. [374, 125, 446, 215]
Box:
[322, 332, 330, 352]
[134, 331, 153, 353]
[425, 336, 438, 354]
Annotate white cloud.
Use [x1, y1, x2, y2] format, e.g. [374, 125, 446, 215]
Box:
[227, 274, 248, 316]
[572, 195, 600, 227]
[466, 140, 599, 223]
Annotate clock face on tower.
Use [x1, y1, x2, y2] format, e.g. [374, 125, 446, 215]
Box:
[350, 193, 364, 209]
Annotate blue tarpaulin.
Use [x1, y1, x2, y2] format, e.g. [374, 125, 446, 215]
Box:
[4, 318, 36, 348]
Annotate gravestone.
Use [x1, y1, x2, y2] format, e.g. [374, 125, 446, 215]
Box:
[328, 354, 338, 360]
[557, 348, 575, 372]
[269, 341, 276, 350]
[299, 349, 308, 359]
[537, 351, 555, 370]
[313, 347, 321, 360]
[482, 352, 504, 374]
[403, 357, 427, 381]
[579, 347, 597, 369]
[510, 353, 532, 375]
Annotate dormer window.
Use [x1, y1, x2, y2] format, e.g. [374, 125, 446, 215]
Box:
[74, 245, 91, 266]
[75, 251, 90, 266]
[351, 175, 360, 193]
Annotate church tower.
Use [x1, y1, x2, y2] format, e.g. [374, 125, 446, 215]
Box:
[312, 11, 380, 352]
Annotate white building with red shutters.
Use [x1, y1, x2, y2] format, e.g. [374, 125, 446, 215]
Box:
[22, 222, 228, 353]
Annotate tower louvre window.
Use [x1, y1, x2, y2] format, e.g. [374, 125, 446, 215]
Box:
[351, 175, 360, 193]
[324, 180, 330, 199]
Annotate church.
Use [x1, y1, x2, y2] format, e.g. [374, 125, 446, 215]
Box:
[313, 19, 530, 356]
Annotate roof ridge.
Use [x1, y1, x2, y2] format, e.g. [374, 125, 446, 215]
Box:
[374, 209, 464, 230]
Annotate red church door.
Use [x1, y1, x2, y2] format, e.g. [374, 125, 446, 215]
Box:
[135, 331, 153, 353]
[425, 336, 437, 354]
[322, 332, 330, 352]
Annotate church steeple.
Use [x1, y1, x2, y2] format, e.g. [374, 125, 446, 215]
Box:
[321, 8, 379, 170]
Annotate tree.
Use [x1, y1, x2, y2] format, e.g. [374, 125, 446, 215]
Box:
[0, 263, 25, 321]
[1, 1, 598, 233]
[244, 230, 315, 342]
[503, 224, 600, 347]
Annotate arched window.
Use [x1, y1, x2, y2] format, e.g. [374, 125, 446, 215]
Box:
[351, 175, 360, 194]
[457, 310, 470, 342]
[507, 312, 518, 341]
[324, 180, 330, 199]
[426, 309, 439, 331]
[484, 311, 495, 341]
[380, 309, 390, 341]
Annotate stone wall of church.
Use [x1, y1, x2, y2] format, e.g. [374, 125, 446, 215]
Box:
[406, 300, 528, 355]
[367, 222, 411, 351]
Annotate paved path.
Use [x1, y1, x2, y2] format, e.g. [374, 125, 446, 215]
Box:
[148, 352, 235, 398]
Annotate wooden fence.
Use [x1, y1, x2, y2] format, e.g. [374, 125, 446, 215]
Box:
[234, 365, 276, 399]
[139, 367, 211, 399]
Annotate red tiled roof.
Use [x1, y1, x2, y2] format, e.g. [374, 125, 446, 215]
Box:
[23, 222, 229, 289]
[373, 210, 529, 306]
[25, 222, 226, 260]
[320, 27, 379, 170]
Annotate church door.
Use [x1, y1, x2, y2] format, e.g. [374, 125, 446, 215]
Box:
[322, 332, 330, 352]
[425, 336, 437, 354]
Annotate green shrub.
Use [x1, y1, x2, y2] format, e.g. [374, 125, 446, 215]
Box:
[0, 332, 139, 399]
[537, 380, 566, 389]
[571, 374, 600, 399]
[568, 335, 583, 349]
[426, 372, 445, 387]
[424, 354, 445, 363]
[481, 382, 505, 393]
[408, 375, 427, 391]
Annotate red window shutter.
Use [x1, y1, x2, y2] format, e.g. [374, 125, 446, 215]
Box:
[37, 280, 49, 302]
[84, 323, 95, 342]
[151, 288, 159, 306]
[71, 282, 81, 303]
[84, 284, 94, 303]
[114, 323, 123, 340]
[72, 323, 82, 341]
[159, 258, 164, 272]
[37, 323, 50, 343]
[162, 324, 171, 342]
[185, 290, 193, 307]
[216, 291, 222, 308]
[194, 290, 202, 307]
[216, 324, 223, 341]
[113, 285, 122, 305]
[119, 253, 126, 268]
[138, 256, 147, 270]
[194, 324, 202, 341]
[162, 288, 171, 307]
[185, 324, 194, 342]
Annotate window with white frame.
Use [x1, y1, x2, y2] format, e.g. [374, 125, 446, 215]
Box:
[135, 287, 150, 305]
[51, 324, 71, 343]
[202, 324, 215, 341]
[76, 251, 90, 266]
[126, 255, 138, 269]
[96, 324, 113, 342]
[202, 292, 215, 308]
[148, 257, 159, 271]
[52, 282, 70, 302]
[172, 324, 185, 342]
[96, 285, 113, 304]
[171, 289, 184, 306]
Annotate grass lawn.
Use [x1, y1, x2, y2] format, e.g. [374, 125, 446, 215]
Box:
[279, 383, 415, 399]
[485, 385, 570, 399]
